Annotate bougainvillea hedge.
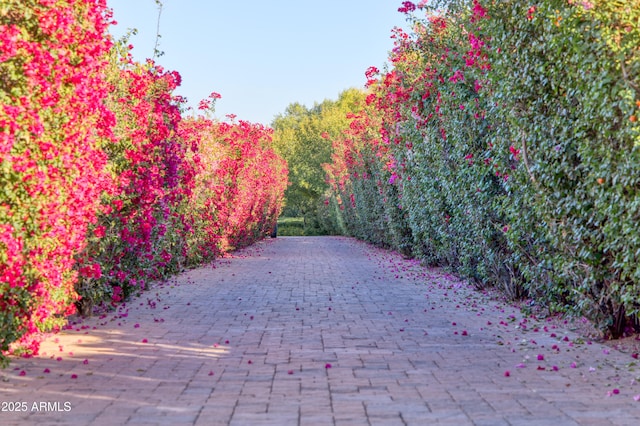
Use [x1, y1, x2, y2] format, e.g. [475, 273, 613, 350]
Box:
[324, 0, 640, 338]
[0, 0, 116, 362]
[0, 1, 287, 366]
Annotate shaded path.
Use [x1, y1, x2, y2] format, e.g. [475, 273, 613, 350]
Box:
[1, 236, 639, 425]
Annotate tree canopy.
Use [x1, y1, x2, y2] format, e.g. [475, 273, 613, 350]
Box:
[271, 88, 365, 230]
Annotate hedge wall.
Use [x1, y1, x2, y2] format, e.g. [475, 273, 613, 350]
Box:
[324, 0, 640, 338]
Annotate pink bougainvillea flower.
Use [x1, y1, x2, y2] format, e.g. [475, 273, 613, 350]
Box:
[288, 370, 294, 375]
[504, 370, 510, 377]
[83, 359, 89, 365]
[141, 338, 148, 343]
[71, 374, 78, 379]
[570, 362, 577, 368]
[581, 0, 594, 10]
[248, 360, 253, 364]
[461, 330, 468, 336]
[552, 366, 559, 371]
[398, 1, 416, 13]
[19, 370, 26, 376]
[134, 323, 140, 328]
[325, 363, 332, 369]
[537, 354, 544, 361]
[208, 371, 214, 376]
[43, 368, 50, 374]
[634, 394, 640, 402]
[516, 363, 526, 368]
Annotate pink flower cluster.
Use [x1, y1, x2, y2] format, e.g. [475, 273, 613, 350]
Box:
[1, 0, 114, 359]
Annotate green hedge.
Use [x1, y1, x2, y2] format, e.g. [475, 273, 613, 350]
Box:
[323, 0, 640, 338]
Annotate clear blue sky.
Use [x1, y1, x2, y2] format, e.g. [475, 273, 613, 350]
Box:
[107, 0, 411, 125]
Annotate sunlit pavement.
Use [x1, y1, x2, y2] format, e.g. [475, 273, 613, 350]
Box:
[1, 236, 639, 425]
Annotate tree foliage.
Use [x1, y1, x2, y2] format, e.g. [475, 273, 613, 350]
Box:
[272, 89, 365, 232]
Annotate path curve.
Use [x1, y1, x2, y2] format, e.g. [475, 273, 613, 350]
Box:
[1, 236, 639, 425]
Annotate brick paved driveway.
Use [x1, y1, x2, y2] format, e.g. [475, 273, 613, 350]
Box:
[1, 236, 639, 425]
